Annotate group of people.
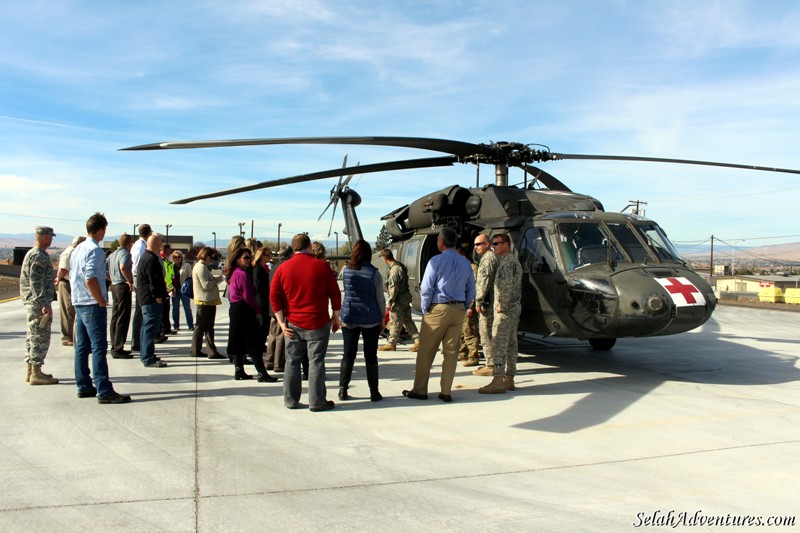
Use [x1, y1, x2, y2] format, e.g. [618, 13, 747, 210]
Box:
[20, 216, 523, 410]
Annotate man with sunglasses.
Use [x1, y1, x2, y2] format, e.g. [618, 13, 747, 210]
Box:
[472, 233, 500, 377]
[478, 233, 522, 394]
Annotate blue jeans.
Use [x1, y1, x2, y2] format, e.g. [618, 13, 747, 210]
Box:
[74, 304, 113, 396]
[140, 302, 162, 365]
[171, 292, 193, 330]
[284, 322, 331, 409]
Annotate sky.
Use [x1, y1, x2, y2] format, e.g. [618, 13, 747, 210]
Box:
[2, 0, 800, 252]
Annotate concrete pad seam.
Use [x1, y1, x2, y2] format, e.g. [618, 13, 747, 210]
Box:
[189, 438, 800, 502]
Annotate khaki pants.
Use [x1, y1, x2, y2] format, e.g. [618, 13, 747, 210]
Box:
[410, 303, 466, 395]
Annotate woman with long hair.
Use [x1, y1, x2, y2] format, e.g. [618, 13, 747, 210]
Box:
[338, 239, 385, 401]
[224, 247, 276, 382]
[191, 247, 225, 359]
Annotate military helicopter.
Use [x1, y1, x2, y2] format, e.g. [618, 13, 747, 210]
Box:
[122, 136, 800, 350]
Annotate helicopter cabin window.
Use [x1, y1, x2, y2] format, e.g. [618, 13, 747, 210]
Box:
[520, 227, 558, 273]
[635, 224, 684, 262]
[606, 223, 653, 263]
[556, 222, 624, 271]
[402, 240, 421, 279]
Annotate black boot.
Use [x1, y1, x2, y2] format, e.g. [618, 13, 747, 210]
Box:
[338, 357, 355, 400]
[251, 351, 277, 382]
[366, 364, 382, 402]
[233, 354, 252, 380]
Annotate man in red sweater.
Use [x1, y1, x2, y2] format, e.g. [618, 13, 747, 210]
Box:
[271, 233, 342, 412]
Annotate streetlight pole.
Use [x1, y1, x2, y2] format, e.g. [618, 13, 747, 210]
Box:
[277, 223, 282, 249]
[212, 232, 216, 250]
[238, 222, 245, 237]
[133, 223, 139, 236]
[165, 224, 172, 244]
[334, 231, 339, 255]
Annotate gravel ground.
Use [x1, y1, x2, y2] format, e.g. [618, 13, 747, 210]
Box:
[0, 275, 20, 301]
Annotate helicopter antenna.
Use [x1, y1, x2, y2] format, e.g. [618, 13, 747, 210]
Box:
[475, 163, 480, 188]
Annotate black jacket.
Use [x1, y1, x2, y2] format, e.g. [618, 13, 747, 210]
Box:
[136, 250, 168, 305]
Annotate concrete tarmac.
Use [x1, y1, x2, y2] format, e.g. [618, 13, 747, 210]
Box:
[0, 298, 798, 532]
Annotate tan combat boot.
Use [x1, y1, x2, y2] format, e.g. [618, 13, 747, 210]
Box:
[504, 375, 516, 391]
[408, 340, 419, 352]
[462, 358, 479, 367]
[25, 363, 31, 383]
[29, 365, 59, 385]
[472, 365, 494, 376]
[478, 376, 506, 394]
[378, 344, 396, 352]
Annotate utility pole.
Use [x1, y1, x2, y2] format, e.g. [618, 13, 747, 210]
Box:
[165, 224, 172, 243]
[277, 223, 282, 249]
[628, 199, 648, 216]
[709, 234, 714, 277]
[212, 232, 216, 250]
[238, 222, 245, 237]
[250, 220, 254, 239]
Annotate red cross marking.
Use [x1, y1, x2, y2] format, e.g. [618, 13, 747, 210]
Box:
[663, 277, 699, 304]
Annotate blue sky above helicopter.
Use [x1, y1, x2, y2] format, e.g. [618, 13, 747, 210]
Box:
[1, 1, 799, 248]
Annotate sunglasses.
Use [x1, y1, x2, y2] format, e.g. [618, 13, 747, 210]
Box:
[241, 255, 252, 260]
[491, 241, 505, 246]
[474, 242, 489, 247]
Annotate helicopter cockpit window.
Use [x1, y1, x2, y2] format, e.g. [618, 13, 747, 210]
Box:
[607, 223, 654, 263]
[635, 224, 683, 262]
[557, 222, 624, 271]
[520, 227, 558, 273]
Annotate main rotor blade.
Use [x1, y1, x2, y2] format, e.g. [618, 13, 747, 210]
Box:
[551, 153, 800, 175]
[170, 156, 457, 205]
[122, 136, 490, 158]
[520, 164, 572, 191]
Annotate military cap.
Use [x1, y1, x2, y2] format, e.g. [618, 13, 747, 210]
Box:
[35, 226, 56, 237]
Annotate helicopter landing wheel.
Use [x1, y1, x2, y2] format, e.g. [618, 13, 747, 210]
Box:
[589, 338, 616, 351]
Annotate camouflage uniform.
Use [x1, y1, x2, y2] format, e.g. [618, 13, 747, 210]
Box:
[458, 262, 480, 360]
[20, 244, 56, 367]
[385, 261, 419, 345]
[475, 250, 500, 366]
[491, 253, 522, 377]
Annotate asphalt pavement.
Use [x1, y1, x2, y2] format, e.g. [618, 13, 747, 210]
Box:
[0, 297, 798, 532]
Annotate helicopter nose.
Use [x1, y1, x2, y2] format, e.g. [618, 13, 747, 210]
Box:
[646, 295, 666, 313]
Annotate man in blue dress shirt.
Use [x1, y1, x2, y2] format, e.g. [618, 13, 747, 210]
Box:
[403, 227, 475, 402]
[71, 212, 131, 404]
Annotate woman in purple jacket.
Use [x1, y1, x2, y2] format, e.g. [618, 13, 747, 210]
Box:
[225, 247, 277, 383]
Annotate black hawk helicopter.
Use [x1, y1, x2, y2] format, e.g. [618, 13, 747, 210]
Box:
[122, 136, 800, 350]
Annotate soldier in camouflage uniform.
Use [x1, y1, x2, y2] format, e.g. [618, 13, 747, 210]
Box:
[378, 248, 420, 352]
[479, 233, 522, 394]
[20, 226, 59, 385]
[472, 233, 500, 376]
[457, 247, 480, 366]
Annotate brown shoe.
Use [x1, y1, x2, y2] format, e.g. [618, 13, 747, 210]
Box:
[478, 376, 506, 394]
[462, 358, 479, 367]
[409, 341, 419, 352]
[472, 365, 494, 376]
[29, 366, 59, 385]
[504, 375, 516, 391]
[378, 344, 396, 352]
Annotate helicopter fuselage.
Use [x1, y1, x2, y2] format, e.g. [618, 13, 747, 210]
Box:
[378, 184, 716, 345]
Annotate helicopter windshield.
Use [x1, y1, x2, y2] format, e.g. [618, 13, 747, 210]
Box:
[556, 222, 625, 271]
[606, 223, 654, 263]
[635, 224, 684, 262]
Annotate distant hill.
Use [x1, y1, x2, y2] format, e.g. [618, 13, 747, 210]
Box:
[677, 242, 800, 263]
[0, 233, 75, 249]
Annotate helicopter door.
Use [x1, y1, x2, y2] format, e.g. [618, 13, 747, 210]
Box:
[400, 237, 423, 309]
[518, 226, 563, 335]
